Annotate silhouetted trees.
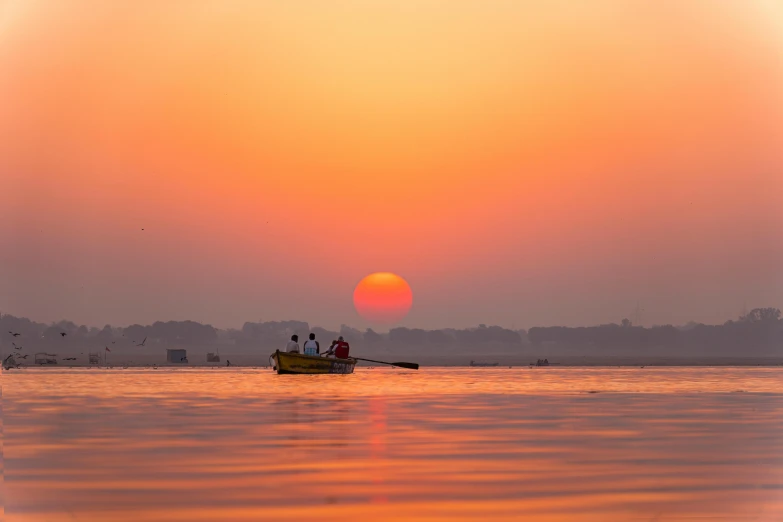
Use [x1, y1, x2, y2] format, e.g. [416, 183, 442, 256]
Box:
[740, 307, 781, 323]
[528, 309, 782, 355]
[311, 326, 340, 343]
[364, 328, 383, 344]
[2, 308, 781, 361]
[340, 325, 363, 344]
[389, 325, 521, 351]
[389, 327, 429, 344]
[96, 325, 114, 342]
[427, 329, 452, 344]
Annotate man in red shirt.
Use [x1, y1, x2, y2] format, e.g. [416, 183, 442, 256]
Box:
[326, 336, 350, 359]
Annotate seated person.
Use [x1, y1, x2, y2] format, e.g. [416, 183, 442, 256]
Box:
[303, 333, 319, 356]
[325, 336, 350, 359]
[285, 334, 300, 353]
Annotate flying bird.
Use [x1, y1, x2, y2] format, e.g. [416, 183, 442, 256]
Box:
[136, 337, 147, 347]
[9, 332, 20, 337]
[60, 332, 67, 337]
[12, 342, 22, 350]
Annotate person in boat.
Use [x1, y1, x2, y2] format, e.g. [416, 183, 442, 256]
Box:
[303, 333, 319, 356]
[285, 334, 300, 353]
[325, 336, 350, 359]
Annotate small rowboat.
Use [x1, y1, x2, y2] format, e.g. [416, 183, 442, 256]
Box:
[470, 360, 499, 367]
[270, 350, 356, 375]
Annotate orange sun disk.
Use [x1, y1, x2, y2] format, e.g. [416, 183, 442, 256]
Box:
[353, 273, 413, 325]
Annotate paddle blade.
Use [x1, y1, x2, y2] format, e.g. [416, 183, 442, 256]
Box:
[393, 362, 419, 370]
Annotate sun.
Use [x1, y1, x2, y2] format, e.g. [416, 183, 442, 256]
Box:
[353, 272, 413, 325]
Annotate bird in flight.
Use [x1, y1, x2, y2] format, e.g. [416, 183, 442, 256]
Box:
[60, 332, 67, 337]
[136, 337, 147, 347]
[9, 332, 20, 337]
[12, 342, 22, 350]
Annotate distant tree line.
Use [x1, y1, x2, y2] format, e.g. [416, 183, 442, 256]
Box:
[1, 307, 781, 358]
[528, 308, 782, 355]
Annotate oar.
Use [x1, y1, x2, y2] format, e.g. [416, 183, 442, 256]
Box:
[353, 357, 419, 370]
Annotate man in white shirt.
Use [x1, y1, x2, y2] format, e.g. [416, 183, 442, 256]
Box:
[303, 333, 320, 356]
[285, 334, 300, 353]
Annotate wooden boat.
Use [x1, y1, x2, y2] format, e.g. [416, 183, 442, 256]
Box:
[270, 350, 356, 375]
[470, 360, 499, 367]
[34, 352, 58, 365]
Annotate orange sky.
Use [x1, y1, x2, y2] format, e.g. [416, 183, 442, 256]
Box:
[1, 1, 782, 329]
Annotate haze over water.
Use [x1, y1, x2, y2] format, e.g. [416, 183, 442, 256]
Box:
[4, 367, 782, 521]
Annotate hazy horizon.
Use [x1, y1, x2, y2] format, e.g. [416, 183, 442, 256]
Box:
[2, 1, 782, 331]
[2, 305, 780, 333]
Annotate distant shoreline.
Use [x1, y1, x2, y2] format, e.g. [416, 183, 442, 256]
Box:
[5, 358, 782, 370]
[3, 311, 781, 368]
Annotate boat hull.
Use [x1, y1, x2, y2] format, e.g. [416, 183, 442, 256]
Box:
[272, 350, 356, 375]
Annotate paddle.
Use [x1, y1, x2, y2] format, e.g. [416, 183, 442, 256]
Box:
[352, 357, 419, 370]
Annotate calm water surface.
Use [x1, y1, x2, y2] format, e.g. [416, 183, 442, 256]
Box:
[3, 367, 783, 521]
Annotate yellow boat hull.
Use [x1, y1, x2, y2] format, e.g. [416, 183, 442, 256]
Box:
[271, 350, 356, 375]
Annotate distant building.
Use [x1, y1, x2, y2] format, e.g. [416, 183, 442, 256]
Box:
[88, 352, 102, 365]
[35, 353, 58, 365]
[166, 349, 188, 364]
[206, 352, 221, 363]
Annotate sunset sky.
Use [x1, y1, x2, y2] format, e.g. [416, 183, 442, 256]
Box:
[1, 1, 782, 330]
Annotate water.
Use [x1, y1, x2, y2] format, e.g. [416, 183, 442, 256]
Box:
[3, 367, 783, 521]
